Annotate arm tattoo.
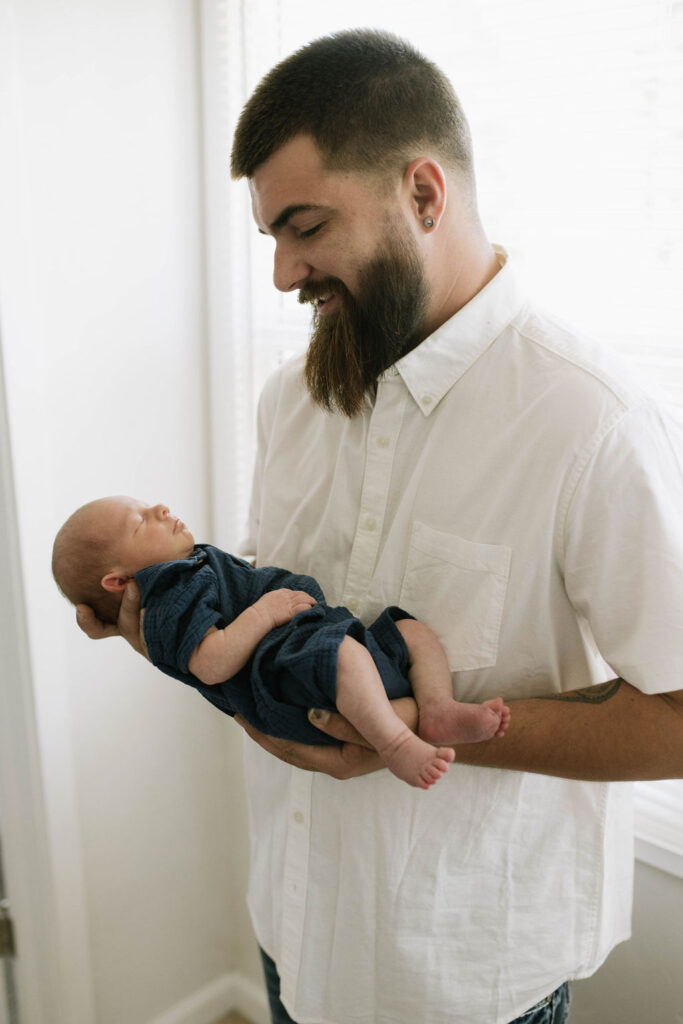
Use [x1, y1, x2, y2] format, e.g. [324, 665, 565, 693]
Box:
[535, 679, 623, 704]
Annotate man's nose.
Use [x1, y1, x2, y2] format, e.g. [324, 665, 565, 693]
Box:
[273, 242, 311, 293]
[152, 504, 169, 519]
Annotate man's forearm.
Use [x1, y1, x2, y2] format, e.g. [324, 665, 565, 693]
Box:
[253, 682, 683, 783]
[454, 679, 683, 781]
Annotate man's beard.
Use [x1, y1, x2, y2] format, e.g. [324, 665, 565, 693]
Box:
[299, 228, 429, 417]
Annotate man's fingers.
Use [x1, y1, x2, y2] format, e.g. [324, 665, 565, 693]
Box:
[76, 603, 120, 640]
[307, 709, 373, 748]
[235, 715, 383, 779]
[117, 581, 149, 658]
[236, 714, 321, 766]
[76, 586, 149, 658]
[236, 715, 290, 758]
[337, 741, 384, 778]
[307, 697, 419, 746]
[119, 579, 141, 616]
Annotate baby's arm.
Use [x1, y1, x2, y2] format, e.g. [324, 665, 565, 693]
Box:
[188, 589, 316, 685]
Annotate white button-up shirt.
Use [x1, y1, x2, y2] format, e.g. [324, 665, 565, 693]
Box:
[240, 249, 683, 1024]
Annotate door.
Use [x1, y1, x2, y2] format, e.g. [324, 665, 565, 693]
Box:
[0, 828, 18, 1024]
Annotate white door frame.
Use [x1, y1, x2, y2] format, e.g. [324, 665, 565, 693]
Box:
[0, 1, 96, 1019]
[0, 337, 64, 1022]
[0, 323, 96, 1024]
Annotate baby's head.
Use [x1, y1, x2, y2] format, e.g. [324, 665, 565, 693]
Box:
[52, 496, 195, 624]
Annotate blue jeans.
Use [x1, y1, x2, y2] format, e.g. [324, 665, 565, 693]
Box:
[513, 982, 572, 1023]
[259, 948, 572, 1023]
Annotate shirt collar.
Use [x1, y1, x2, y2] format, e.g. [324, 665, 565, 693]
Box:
[390, 246, 526, 416]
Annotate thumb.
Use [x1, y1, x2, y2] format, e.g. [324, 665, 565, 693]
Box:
[117, 580, 149, 658]
[121, 578, 141, 611]
[307, 708, 373, 748]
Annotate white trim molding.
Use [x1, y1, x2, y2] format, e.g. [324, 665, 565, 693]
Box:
[635, 838, 683, 881]
[149, 970, 269, 1024]
[635, 779, 683, 880]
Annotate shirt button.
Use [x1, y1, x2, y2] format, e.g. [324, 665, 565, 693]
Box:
[346, 597, 359, 613]
[376, 435, 390, 448]
[365, 516, 377, 531]
[293, 811, 304, 824]
[422, 394, 434, 407]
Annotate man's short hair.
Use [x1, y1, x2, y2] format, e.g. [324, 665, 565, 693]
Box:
[231, 29, 474, 185]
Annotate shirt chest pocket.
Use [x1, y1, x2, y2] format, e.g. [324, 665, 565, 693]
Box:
[399, 521, 512, 672]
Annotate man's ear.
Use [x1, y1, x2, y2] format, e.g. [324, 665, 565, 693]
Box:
[101, 571, 131, 593]
[402, 157, 447, 229]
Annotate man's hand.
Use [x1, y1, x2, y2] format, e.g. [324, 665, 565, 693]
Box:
[234, 696, 420, 780]
[252, 589, 317, 631]
[76, 580, 149, 659]
[235, 714, 382, 779]
[76, 603, 120, 640]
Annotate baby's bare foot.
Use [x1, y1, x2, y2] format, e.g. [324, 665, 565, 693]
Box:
[494, 700, 511, 738]
[419, 696, 510, 746]
[380, 730, 455, 789]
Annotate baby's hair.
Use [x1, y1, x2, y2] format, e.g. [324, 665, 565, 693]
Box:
[52, 500, 123, 625]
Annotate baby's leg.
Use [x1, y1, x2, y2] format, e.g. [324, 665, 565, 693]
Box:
[396, 619, 511, 746]
[335, 635, 454, 789]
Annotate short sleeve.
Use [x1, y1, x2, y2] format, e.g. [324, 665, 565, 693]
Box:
[563, 402, 683, 694]
[141, 563, 225, 676]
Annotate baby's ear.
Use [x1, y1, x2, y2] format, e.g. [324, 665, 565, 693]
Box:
[101, 571, 130, 593]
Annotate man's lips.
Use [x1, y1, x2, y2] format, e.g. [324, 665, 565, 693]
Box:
[315, 294, 337, 315]
[298, 283, 341, 313]
[300, 291, 332, 305]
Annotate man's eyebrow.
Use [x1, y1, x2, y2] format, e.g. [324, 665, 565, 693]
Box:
[259, 204, 327, 235]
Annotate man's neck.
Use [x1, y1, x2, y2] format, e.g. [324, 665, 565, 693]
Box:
[424, 238, 501, 339]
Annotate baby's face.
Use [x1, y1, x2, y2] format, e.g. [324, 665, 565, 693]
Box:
[98, 496, 195, 575]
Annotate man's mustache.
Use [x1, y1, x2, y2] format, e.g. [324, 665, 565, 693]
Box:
[298, 278, 350, 306]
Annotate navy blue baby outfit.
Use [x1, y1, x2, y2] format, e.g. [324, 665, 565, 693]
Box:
[136, 545, 413, 745]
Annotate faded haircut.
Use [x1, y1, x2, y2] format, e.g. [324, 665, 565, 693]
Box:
[230, 29, 475, 188]
[52, 502, 122, 625]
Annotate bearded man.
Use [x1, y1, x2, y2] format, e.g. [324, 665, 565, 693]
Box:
[80, 28, 683, 1024]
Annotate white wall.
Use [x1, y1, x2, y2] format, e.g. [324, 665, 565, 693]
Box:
[572, 861, 683, 1024]
[0, 1, 254, 1021]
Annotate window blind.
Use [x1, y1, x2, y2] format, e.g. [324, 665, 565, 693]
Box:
[201, 0, 683, 872]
